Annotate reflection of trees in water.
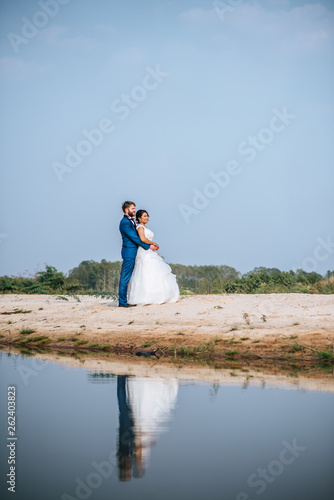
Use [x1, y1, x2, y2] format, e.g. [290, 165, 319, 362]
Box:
[87, 373, 116, 383]
[117, 375, 178, 482]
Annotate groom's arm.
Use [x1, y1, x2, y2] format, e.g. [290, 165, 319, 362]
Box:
[122, 221, 150, 251]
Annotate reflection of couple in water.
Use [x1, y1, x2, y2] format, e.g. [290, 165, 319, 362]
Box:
[117, 375, 178, 482]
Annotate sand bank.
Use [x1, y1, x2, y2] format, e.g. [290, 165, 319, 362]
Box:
[1, 293, 333, 365]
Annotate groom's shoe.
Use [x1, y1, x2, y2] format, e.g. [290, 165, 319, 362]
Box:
[119, 304, 137, 308]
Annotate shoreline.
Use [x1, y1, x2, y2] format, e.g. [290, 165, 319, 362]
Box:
[2, 345, 334, 393]
[1, 293, 333, 368]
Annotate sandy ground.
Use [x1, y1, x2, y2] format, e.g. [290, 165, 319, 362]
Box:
[1, 293, 333, 355]
[0, 292, 333, 338]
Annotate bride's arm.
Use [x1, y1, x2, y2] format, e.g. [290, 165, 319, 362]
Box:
[137, 226, 159, 248]
[137, 226, 153, 244]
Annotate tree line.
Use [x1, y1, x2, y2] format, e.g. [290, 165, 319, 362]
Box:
[68, 260, 334, 294]
[1, 261, 333, 295]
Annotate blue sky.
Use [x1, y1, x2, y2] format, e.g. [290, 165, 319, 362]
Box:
[0, 0, 333, 277]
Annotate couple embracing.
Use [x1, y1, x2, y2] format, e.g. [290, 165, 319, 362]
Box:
[118, 201, 180, 307]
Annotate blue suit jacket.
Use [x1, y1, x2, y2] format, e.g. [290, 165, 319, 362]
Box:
[119, 216, 150, 259]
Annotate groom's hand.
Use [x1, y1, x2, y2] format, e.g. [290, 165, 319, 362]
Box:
[149, 244, 157, 251]
[152, 242, 159, 250]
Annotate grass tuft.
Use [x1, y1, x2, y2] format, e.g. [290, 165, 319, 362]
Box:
[15, 335, 50, 345]
[243, 313, 250, 325]
[140, 341, 152, 348]
[1, 309, 32, 315]
[317, 350, 334, 364]
[291, 344, 304, 352]
[19, 328, 36, 335]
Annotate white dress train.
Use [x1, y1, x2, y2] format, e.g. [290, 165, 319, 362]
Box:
[128, 225, 180, 305]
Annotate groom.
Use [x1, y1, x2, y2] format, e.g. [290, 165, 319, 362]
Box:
[118, 201, 158, 307]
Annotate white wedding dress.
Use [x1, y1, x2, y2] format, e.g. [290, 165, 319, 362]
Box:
[128, 225, 180, 305]
[127, 377, 178, 472]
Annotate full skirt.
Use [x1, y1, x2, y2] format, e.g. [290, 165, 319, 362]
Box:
[128, 248, 179, 305]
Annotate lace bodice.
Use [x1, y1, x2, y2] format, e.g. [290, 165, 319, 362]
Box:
[137, 224, 154, 241]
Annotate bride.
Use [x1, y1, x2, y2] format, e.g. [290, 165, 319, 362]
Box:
[128, 210, 180, 305]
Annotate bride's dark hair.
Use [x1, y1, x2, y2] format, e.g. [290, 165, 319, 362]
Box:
[136, 209, 149, 223]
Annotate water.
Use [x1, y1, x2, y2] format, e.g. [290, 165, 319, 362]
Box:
[0, 351, 333, 500]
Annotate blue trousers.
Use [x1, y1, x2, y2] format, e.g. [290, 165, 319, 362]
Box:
[117, 376, 134, 456]
[118, 257, 136, 306]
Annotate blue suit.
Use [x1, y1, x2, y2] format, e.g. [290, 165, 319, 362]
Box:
[118, 216, 150, 306]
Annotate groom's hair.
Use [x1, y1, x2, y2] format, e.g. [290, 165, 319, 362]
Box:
[122, 201, 135, 212]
